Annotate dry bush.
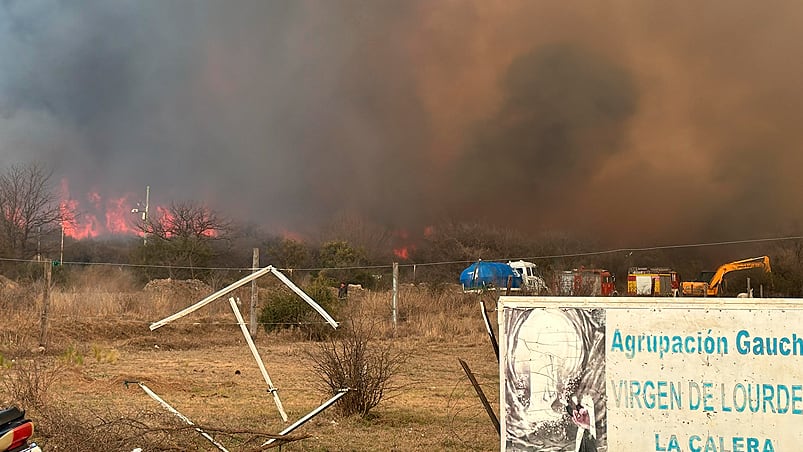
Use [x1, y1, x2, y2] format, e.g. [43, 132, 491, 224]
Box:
[34, 401, 306, 450]
[1, 358, 63, 410]
[34, 404, 248, 451]
[307, 311, 406, 417]
[0, 358, 295, 450]
[34, 405, 177, 451]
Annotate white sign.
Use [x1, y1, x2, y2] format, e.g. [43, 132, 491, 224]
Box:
[498, 297, 803, 452]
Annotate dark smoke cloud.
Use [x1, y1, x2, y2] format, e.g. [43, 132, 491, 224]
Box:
[451, 44, 637, 233]
[1, 0, 802, 245]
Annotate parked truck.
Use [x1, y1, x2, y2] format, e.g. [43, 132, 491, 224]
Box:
[508, 260, 549, 294]
[627, 267, 680, 296]
[459, 260, 547, 293]
[555, 267, 617, 296]
[680, 256, 771, 297]
[460, 261, 521, 292]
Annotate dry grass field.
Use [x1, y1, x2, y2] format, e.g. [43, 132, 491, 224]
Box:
[0, 271, 502, 451]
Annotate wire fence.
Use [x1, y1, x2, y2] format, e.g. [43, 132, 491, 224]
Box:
[1, 234, 799, 275]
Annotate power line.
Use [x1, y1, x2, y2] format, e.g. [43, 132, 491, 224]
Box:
[509, 235, 803, 262]
[392, 235, 803, 268]
[0, 235, 799, 273]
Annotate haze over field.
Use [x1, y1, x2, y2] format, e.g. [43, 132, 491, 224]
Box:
[1, 0, 801, 245]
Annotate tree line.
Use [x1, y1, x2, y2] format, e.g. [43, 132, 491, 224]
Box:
[1, 162, 802, 296]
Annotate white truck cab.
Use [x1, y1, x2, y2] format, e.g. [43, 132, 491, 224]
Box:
[507, 260, 549, 294]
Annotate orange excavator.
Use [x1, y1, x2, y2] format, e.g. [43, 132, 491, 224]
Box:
[680, 256, 771, 297]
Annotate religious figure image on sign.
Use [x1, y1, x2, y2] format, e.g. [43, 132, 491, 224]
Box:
[503, 308, 606, 451]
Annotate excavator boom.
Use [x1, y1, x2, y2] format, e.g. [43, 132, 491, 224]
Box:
[681, 256, 771, 297]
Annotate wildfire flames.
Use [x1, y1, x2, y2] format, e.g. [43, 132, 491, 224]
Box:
[392, 229, 411, 260]
[391, 226, 434, 261]
[60, 179, 145, 240]
[393, 247, 410, 260]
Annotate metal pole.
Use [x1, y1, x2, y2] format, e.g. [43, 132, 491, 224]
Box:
[229, 297, 288, 422]
[59, 223, 64, 264]
[150, 265, 276, 330]
[250, 248, 259, 337]
[479, 300, 499, 362]
[392, 262, 399, 331]
[268, 267, 339, 329]
[458, 358, 500, 435]
[262, 389, 349, 446]
[134, 382, 229, 451]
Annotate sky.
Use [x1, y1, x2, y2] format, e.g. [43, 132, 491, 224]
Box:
[1, 0, 802, 245]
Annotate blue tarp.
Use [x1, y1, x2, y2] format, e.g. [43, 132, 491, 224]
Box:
[459, 261, 522, 290]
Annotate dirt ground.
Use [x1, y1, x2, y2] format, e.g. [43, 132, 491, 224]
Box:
[31, 318, 501, 451]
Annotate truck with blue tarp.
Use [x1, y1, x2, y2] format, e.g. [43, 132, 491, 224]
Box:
[459, 261, 523, 292]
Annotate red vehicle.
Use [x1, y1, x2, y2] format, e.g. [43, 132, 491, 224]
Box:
[0, 406, 40, 452]
[555, 268, 617, 296]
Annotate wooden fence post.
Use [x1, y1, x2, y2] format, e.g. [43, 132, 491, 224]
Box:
[39, 260, 52, 348]
[392, 262, 399, 332]
[250, 248, 259, 338]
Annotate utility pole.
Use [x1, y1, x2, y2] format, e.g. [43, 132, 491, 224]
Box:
[131, 185, 151, 246]
[60, 222, 64, 264]
[143, 185, 150, 245]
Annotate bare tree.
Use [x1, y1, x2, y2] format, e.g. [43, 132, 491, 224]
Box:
[0, 162, 62, 259]
[134, 201, 233, 280]
[142, 201, 230, 241]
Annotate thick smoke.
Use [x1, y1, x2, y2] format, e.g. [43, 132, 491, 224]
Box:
[1, 0, 802, 245]
[450, 44, 637, 234]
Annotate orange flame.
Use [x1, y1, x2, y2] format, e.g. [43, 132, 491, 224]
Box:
[392, 228, 415, 260]
[393, 247, 410, 260]
[106, 197, 140, 235]
[60, 179, 145, 239]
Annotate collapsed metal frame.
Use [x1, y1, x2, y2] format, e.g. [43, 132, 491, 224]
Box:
[129, 381, 349, 450]
[150, 265, 339, 331]
[137, 265, 344, 448]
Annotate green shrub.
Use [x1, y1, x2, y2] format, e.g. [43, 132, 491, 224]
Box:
[259, 281, 340, 340]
